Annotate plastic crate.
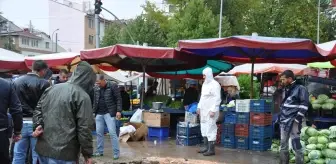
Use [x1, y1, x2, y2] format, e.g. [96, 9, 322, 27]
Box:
[221, 135, 235, 148]
[224, 112, 237, 124]
[249, 125, 272, 138]
[148, 127, 169, 138]
[176, 135, 201, 146]
[249, 137, 272, 151]
[222, 123, 235, 136]
[236, 112, 250, 124]
[235, 136, 249, 150]
[320, 110, 335, 118]
[235, 124, 249, 137]
[250, 99, 272, 113]
[177, 122, 200, 137]
[236, 99, 250, 112]
[250, 112, 272, 126]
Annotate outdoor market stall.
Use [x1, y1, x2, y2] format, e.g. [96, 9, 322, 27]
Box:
[177, 35, 336, 151]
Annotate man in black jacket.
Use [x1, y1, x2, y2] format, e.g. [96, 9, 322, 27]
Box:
[93, 75, 122, 159]
[0, 78, 23, 164]
[50, 69, 69, 85]
[183, 81, 199, 109]
[12, 60, 50, 164]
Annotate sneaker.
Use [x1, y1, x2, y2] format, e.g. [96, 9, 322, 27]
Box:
[92, 152, 103, 157]
[113, 155, 119, 160]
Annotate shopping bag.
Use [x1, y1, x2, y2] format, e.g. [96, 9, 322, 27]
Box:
[130, 109, 143, 123]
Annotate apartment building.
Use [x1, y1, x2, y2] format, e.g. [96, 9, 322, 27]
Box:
[49, 0, 112, 52]
[0, 15, 66, 56]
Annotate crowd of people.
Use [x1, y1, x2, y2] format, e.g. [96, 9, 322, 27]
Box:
[0, 60, 131, 164]
[0, 59, 311, 164]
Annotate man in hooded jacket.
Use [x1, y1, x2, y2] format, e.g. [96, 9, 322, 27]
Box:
[197, 67, 221, 156]
[33, 61, 96, 164]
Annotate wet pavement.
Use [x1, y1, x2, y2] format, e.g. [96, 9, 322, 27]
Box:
[91, 136, 279, 164]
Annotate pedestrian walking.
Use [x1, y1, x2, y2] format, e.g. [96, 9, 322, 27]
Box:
[93, 75, 122, 160]
[12, 60, 50, 164]
[0, 78, 23, 164]
[278, 70, 309, 164]
[197, 67, 221, 156]
[32, 61, 96, 164]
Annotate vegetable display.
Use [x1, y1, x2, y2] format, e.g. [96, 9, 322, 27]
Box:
[310, 94, 336, 111]
[277, 125, 336, 163]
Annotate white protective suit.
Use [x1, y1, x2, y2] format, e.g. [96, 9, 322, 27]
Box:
[198, 68, 222, 141]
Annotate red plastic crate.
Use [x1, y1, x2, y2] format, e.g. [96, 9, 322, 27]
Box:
[235, 124, 249, 137]
[250, 112, 272, 126]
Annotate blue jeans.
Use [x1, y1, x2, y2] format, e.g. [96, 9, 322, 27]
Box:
[13, 122, 39, 164]
[39, 156, 75, 164]
[96, 114, 120, 157]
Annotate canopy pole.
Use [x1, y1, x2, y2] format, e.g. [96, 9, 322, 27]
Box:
[130, 71, 133, 110]
[141, 65, 146, 109]
[250, 58, 255, 99]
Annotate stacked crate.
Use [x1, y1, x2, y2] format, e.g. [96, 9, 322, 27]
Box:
[221, 106, 236, 148]
[235, 100, 250, 150]
[176, 122, 201, 146]
[249, 99, 273, 151]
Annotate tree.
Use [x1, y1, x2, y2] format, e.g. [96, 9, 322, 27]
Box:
[101, 14, 167, 47]
[167, 0, 231, 46]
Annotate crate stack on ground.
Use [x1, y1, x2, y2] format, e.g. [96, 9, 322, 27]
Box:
[143, 111, 171, 140]
[221, 106, 236, 148]
[249, 99, 273, 151]
[176, 122, 201, 146]
[235, 100, 250, 150]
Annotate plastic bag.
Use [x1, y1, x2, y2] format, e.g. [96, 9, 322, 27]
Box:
[187, 102, 198, 114]
[130, 109, 143, 123]
[119, 125, 136, 137]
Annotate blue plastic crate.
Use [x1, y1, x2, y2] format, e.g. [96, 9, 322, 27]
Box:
[176, 135, 201, 146]
[177, 122, 200, 137]
[236, 112, 250, 124]
[250, 99, 272, 113]
[249, 125, 272, 138]
[224, 112, 237, 124]
[148, 127, 169, 138]
[249, 137, 272, 151]
[235, 136, 249, 150]
[221, 135, 235, 149]
[222, 123, 235, 136]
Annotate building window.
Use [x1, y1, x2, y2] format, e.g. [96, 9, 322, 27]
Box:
[31, 40, 38, 47]
[45, 42, 50, 48]
[21, 37, 29, 45]
[89, 35, 94, 44]
[89, 19, 94, 28]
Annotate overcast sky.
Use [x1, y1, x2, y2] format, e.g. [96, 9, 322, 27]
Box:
[0, 0, 156, 34]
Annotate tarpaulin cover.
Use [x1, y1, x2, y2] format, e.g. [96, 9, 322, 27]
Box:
[24, 52, 79, 68]
[148, 60, 234, 79]
[0, 48, 27, 72]
[80, 44, 206, 72]
[178, 36, 336, 63]
[226, 63, 307, 75]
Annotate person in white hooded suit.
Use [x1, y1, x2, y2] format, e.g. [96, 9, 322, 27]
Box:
[197, 67, 221, 156]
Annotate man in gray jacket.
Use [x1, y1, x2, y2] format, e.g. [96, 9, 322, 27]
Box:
[93, 75, 122, 159]
[33, 61, 96, 164]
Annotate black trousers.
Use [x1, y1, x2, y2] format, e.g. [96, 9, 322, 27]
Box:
[0, 130, 10, 164]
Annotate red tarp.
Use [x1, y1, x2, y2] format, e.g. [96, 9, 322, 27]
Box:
[0, 48, 27, 71]
[80, 44, 205, 72]
[24, 52, 79, 68]
[178, 36, 336, 63]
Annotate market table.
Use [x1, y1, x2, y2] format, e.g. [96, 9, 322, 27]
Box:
[313, 117, 336, 129]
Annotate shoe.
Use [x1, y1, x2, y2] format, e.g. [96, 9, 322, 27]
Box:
[92, 152, 103, 157]
[203, 141, 215, 156]
[113, 155, 119, 160]
[197, 137, 208, 153]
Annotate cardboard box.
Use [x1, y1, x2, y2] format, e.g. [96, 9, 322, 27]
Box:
[120, 123, 148, 142]
[143, 111, 170, 127]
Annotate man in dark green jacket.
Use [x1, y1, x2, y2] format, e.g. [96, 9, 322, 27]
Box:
[33, 61, 96, 164]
